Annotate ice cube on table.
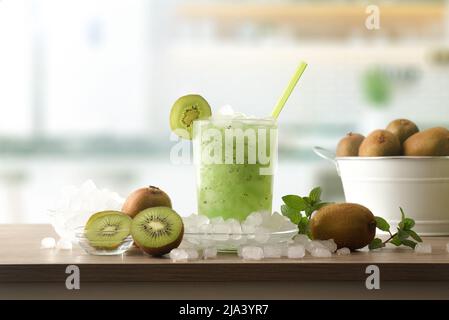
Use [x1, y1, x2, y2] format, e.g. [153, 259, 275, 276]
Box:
[203, 247, 218, 259]
[56, 238, 72, 250]
[319, 239, 338, 253]
[40, 237, 56, 249]
[336, 247, 351, 256]
[241, 246, 264, 260]
[414, 242, 432, 254]
[185, 248, 201, 260]
[305, 240, 327, 253]
[169, 248, 189, 262]
[263, 245, 282, 258]
[287, 245, 306, 259]
[311, 247, 332, 258]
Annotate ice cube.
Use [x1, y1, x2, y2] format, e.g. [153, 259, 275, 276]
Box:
[336, 247, 351, 256]
[414, 242, 432, 254]
[254, 227, 270, 243]
[196, 214, 210, 226]
[226, 219, 242, 240]
[241, 246, 264, 260]
[279, 218, 298, 232]
[210, 217, 225, 225]
[241, 222, 256, 234]
[305, 240, 327, 253]
[218, 104, 235, 116]
[319, 239, 337, 253]
[245, 212, 263, 226]
[262, 212, 284, 231]
[311, 247, 332, 258]
[185, 248, 200, 260]
[263, 245, 282, 258]
[293, 234, 310, 245]
[56, 238, 72, 250]
[287, 245, 306, 259]
[212, 224, 230, 241]
[40, 237, 56, 249]
[203, 247, 218, 259]
[169, 248, 189, 262]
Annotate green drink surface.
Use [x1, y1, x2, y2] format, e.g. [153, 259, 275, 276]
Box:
[194, 119, 277, 221]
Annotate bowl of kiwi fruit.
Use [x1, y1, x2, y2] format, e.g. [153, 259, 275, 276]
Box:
[314, 119, 449, 236]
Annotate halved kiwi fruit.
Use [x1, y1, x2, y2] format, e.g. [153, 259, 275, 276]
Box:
[131, 207, 184, 256]
[170, 94, 212, 139]
[84, 210, 132, 249]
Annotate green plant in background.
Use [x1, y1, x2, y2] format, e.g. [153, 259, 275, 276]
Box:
[369, 208, 422, 250]
[362, 68, 392, 108]
[281, 187, 331, 236]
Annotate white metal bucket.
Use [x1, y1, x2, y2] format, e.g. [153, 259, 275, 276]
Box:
[314, 147, 449, 236]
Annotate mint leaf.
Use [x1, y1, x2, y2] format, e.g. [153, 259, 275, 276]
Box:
[401, 239, 417, 249]
[309, 187, 322, 204]
[399, 218, 415, 231]
[297, 217, 309, 235]
[374, 216, 390, 232]
[390, 235, 402, 246]
[408, 230, 422, 242]
[281, 204, 301, 225]
[400, 207, 406, 222]
[369, 238, 385, 250]
[397, 228, 410, 241]
[282, 195, 307, 211]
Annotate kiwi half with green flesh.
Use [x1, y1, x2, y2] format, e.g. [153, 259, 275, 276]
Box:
[170, 94, 212, 139]
[84, 211, 132, 249]
[122, 186, 172, 218]
[131, 207, 184, 256]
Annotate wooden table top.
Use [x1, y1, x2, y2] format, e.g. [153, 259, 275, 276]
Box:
[1, 224, 449, 282]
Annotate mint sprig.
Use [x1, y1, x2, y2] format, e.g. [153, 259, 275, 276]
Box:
[281, 187, 331, 236]
[369, 207, 422, 250]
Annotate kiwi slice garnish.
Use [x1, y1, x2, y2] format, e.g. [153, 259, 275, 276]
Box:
[170, 94, 212, 139]
[84, 211, 132, 250]
[131, 207, 184, 256]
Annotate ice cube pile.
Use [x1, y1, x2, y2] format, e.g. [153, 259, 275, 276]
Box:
[48, 180, 125, 241]
[170, 216, 352, 262]
[181, 211, 297, 250]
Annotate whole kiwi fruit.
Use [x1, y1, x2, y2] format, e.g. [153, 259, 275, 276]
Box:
[122, 186, 172, 218]
[403, 127, 449, 156]
[386, 119, 419, 144]
[310, 203, 376, 250]
[359, 129, 401, 157]
[336, 133, 365, 157]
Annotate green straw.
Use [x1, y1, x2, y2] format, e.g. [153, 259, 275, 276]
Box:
[271, 61, 308, 119]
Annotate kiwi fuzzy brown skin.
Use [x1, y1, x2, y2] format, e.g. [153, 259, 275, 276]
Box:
[358, 129, 401, 157]
[336, 133, 365, 157]
[135, 225, 184, 257]
[386, 119, 419, 144]
[122, 186, 172, 219]
[310, 203, 376, 250]
[403, 127, 449, 156]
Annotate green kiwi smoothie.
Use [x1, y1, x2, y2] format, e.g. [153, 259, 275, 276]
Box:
[193, 118, 277, 221]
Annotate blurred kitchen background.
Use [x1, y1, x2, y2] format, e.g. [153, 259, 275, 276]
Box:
[1, 0, 449, 223]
